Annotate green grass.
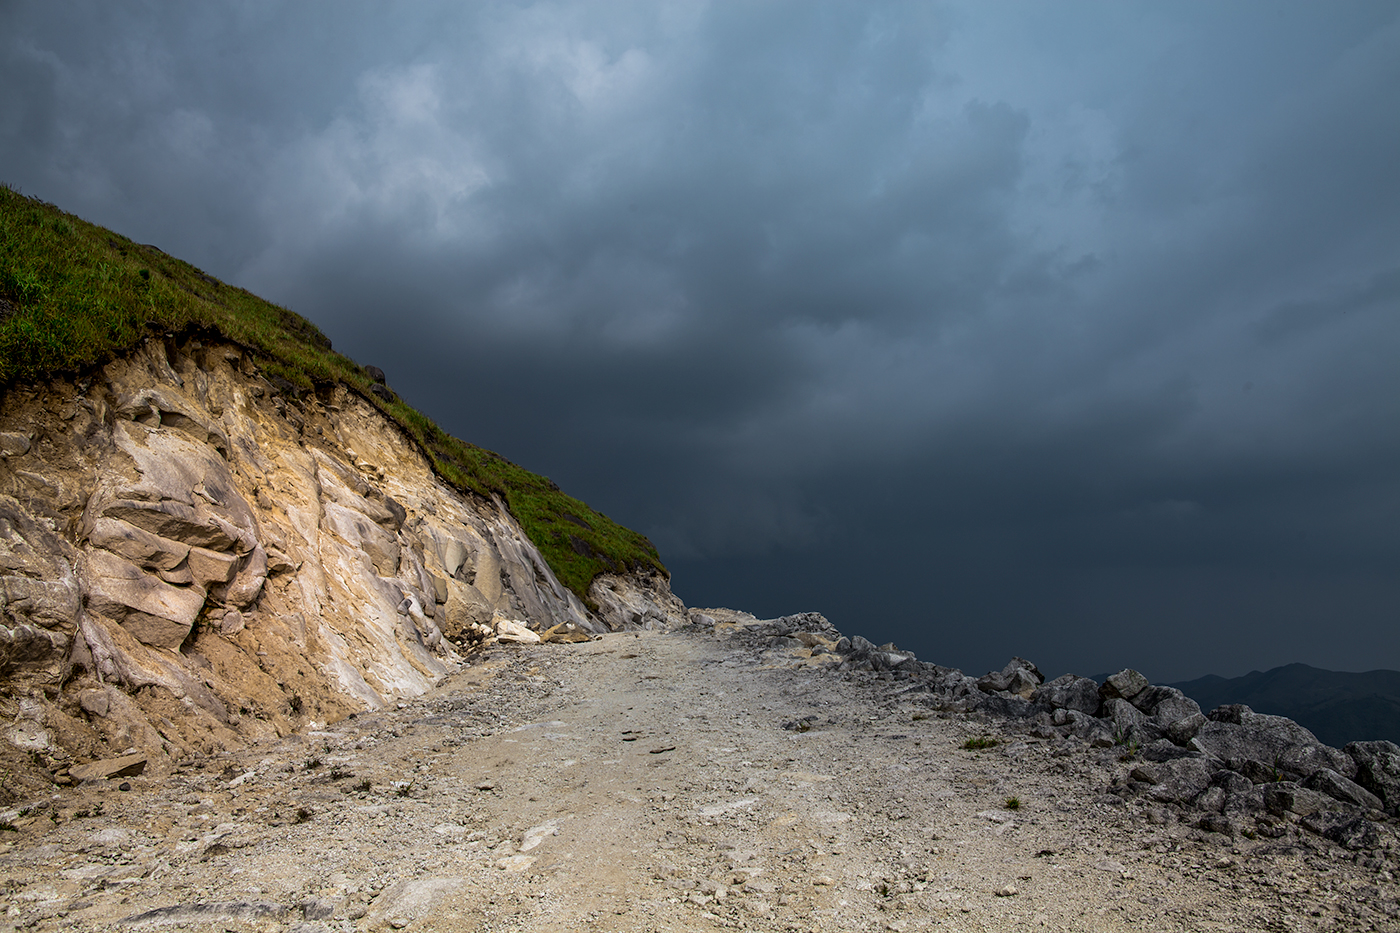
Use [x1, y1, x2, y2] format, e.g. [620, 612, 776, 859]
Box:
[963, 736, 999, 750]
[0, 185, 665, 604]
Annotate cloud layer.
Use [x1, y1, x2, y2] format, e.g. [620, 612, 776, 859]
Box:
[4, 1, 1397, 679]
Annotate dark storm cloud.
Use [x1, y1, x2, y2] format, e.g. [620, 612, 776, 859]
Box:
[3, 2, 1397, 680]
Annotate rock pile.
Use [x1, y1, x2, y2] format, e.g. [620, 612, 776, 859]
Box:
[715, 610, 1400, 855]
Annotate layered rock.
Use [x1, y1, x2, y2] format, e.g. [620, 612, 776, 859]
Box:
[0, 336, 680, 795]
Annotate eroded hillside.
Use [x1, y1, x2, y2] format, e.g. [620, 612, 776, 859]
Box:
[0, 334, 684, 800]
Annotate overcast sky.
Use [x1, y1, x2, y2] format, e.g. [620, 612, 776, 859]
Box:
[3, 1, 1397, 681]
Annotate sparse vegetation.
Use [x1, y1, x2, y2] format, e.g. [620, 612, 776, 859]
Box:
[1004, 796, 1022, 811]
[964, 735, 999, 750]
[0, 185, 665, 603]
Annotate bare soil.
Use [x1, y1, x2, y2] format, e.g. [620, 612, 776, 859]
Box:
[2, 621, 1397, 932]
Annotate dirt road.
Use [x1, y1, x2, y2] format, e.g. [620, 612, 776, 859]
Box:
[1, 621, 1395, 931]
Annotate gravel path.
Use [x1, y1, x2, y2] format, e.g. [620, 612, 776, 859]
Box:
[2, 621, 1396, 931]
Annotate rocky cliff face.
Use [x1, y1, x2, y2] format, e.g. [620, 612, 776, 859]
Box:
[0, 335, 682, 797]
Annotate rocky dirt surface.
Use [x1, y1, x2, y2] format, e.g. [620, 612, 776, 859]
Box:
[2, 619, 1398, 932]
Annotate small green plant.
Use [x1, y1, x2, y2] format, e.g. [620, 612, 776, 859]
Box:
[964, 736, 999, 751]
[394, 781, 414, 797]
[1004, 796, 1022, 811]
[292, 807, 312, 824]
[0, 820, 15, 832]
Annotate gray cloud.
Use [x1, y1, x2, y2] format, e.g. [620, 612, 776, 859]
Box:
[3, 1, 1397, 680]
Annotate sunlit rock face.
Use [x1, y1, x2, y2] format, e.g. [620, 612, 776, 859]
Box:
[0, 336, 681, 787]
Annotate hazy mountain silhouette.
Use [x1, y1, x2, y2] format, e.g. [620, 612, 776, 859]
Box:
[1169, 663, 1400, 748]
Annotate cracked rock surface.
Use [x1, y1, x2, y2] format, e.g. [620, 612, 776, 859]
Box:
[3, 619, 1399, 932]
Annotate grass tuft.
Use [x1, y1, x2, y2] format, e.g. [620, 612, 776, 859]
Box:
[0, 185, 664, 603]
[963, 736, 999, 751]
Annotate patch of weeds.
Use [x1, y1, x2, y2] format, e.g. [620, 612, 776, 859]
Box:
[394, 781, 414, 798]
[1117, 737, 1141, 761]
[287, 694, 303, 715]
[1004, 796, 1022, 811]
[964, 736, 999, 751]
[354, 778, 371, 793]
[71, 801, 103, 819]
[912, 713, 928, 721]
[303, 756, 322, 771]
[328, 767, 351, 781]
[0, 820, 15, 832]
[292, 807, 312, 824]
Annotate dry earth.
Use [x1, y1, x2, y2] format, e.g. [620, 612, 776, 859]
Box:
[2, 618, 1397, 932]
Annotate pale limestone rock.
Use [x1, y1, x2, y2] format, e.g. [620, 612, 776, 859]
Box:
[494, 619, 541, 644]
[188, 545, 239, 585]
[82, 550, 205, 649]
[589, 569, 688, 632]
[89, 517, 190, 571]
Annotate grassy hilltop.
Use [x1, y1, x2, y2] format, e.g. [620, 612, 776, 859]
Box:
[0, 185, 665, 603]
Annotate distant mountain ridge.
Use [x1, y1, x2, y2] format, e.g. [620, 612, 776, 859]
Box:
[1169, 663, 1400, 748]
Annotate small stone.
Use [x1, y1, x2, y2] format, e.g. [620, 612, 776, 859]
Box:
[220, 609, 246, 635]
[994, 884, 1018, 897]
[78, 689, 110, 718]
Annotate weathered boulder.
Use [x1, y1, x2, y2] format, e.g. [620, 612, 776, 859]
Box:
[1344, 740, 1400, 815]
[1262, 782, 1337, 818]
[1131, 685, 1202, 725]
[1129, 758, 1214, 804]
[69, 753, 147, 782]
[1030, 674, 1101, 715]
[1302, 768, 1385, 811]
[977, 657, 1044, 698]
[88, 516, 190, 572]
[1189, 706, 1355, 779]
[1301, 812, 1382, 850]
[82, 550, 205, 649]
[494, 618, 541, 645]
[1100, 669, 1150, 702]
[1165, 712, 1207, 745]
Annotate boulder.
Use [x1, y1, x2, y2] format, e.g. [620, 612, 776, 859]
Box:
[188, 546, 239, 586]
[1301, 812, 1382, 851]
[83, 550, 205, 649]
[494, 619, 541, 645]
[1132, 685, 1202, 724]
[1224, 757, 1282, 784]
[1030, 674, 1101, 715]
[70, 753, 147, 782]
[1262, 782, 1336, 818]
[1302, 768, 1384, 811]
[1189, 706, 1355, 779]
[977, 658, 1044, 698]
[101, 499, 243, 552]
[1100, 669, 1150, 702]
[1165, 712, 1207, 745]
[1344, 740, 1400, 815]
[88, 516, 189, 572]
[1129, 758, 1214, 805]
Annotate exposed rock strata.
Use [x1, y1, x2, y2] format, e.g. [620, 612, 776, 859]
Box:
[0, 336, 680, 796]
